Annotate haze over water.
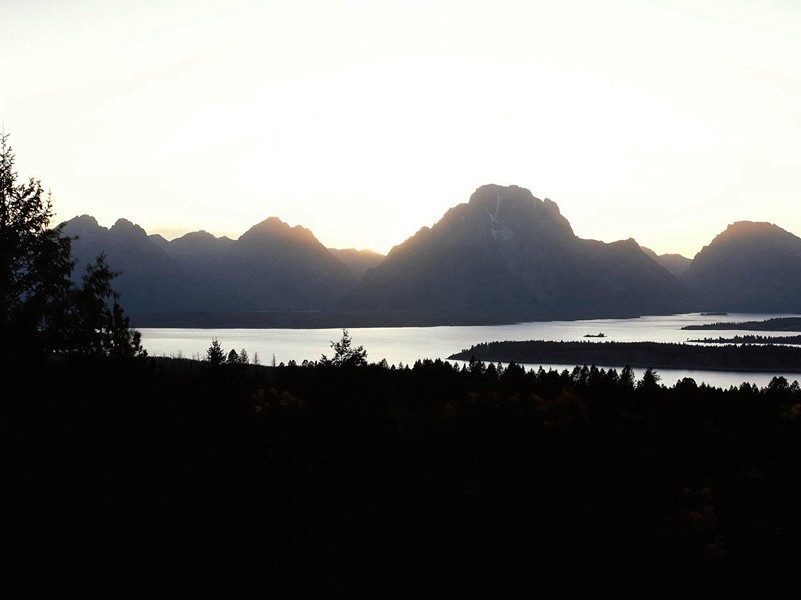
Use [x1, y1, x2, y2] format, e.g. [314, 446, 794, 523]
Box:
[140, 312, 800, 388]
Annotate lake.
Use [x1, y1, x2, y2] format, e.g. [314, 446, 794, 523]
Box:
[139, 312, 800, 389]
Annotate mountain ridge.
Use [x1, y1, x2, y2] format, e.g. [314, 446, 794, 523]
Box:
[348, 184, 690, 320]
[61, 214, 356, 314]
[59, 185, 800, 325]
[681, 221, 801, 313]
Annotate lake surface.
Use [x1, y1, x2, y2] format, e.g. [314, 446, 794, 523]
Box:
[139, 312, 801, 389]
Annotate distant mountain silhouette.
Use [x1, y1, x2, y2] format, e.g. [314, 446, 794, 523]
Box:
[330, 248, 385, 280]
[641, 247, 692, 278]
[681, 221, 801, 312]
[347, 184, 690, 320]
[165, 230, 234, 259]
[62, 191, 800, 326]
[216, 218, 355, 310]
[63, 216, 205, 312]
[62, 215, 355, 314]
[147, 233, 170, 249]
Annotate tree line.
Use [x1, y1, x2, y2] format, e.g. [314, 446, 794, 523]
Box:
[449, 339, 801, 372]
[1, 134, 144, 364]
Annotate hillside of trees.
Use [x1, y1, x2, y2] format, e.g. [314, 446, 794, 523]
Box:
[681, 317, 801, 331]
[448, 340, 801, 373]
[688, 335, 801, 345]
[15, 348, 801, 591]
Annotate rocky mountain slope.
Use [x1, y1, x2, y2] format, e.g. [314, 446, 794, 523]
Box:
[348, 184, 690, 320]
[61, 215, 356, 314]
[681, 221, 801, 313]
[61, 189, 799, 325]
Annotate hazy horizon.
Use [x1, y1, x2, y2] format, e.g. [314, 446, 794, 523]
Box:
[2, 0, 800, 256]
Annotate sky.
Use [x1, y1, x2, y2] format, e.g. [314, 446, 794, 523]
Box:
[1, 0, 799, 257]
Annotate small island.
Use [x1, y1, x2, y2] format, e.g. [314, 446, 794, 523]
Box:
[681, 317, 801, 332]
[448, 340, 801, 373]
[583, 333, 606, 338]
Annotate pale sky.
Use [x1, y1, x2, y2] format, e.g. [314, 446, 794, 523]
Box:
[2, 0, 799, 256]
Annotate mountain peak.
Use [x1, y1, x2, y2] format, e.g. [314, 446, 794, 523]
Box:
[64, 214, 100, 228]
[148, 233, 169, 248]
[720, 221, 787, 240]
[694, 221, 799, 256]
[178, 230, 217, 241]
[61, 214, 103, 238]
[468, 183, 538, 205]
[682, 221, 801, 312]
[461, 183, 574, 239]
[353, 184, 688, 318]
[618, 237, 641, 248]
[110, 218, 148, 239]
[240, 216, 315, 241]
[166, 229, 234, 257]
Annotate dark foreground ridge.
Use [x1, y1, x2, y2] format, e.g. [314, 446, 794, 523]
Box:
[448, 340, 801, 372]
[681, 316, 801, 331]
[13, 352, 801, 591]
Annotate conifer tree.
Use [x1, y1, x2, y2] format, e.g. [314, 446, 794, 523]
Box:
[207, 338, 225, 366]
[321, 329, 367, 367]
[0, 133, 72, 355]
[0, 133, 143, 359]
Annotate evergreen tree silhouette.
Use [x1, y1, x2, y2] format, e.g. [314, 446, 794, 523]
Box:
[1, 133, 142, 360]
[0, 133, 72, 358]
[321, 329, 367, 367]
[207, 338, 225, 366]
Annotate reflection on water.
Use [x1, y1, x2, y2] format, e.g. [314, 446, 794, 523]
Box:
[139, 312, 800, 389]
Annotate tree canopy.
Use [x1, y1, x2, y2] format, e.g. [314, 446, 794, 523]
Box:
[321, 329, 368, 367]
[0, 133, 143, 361]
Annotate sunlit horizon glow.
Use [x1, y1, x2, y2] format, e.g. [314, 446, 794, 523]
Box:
[2, 0, 799, 257]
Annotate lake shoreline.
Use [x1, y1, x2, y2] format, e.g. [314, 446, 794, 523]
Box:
[448, 340, 801, 374]
[138, 312, 801, 387]
[129, 309, 685, 330]
[130, 311, 801, 330]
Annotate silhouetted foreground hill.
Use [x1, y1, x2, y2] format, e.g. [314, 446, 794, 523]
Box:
[15, 354, 801, 592]
[61, 186, 800, 326]
[681, 222, 801, 313]
[349, 185, 690, 320]
[449, 340, 801, 372]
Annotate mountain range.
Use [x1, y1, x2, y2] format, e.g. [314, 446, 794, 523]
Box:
[60, 184, 801, 326]
[350, 185, 689, 320]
